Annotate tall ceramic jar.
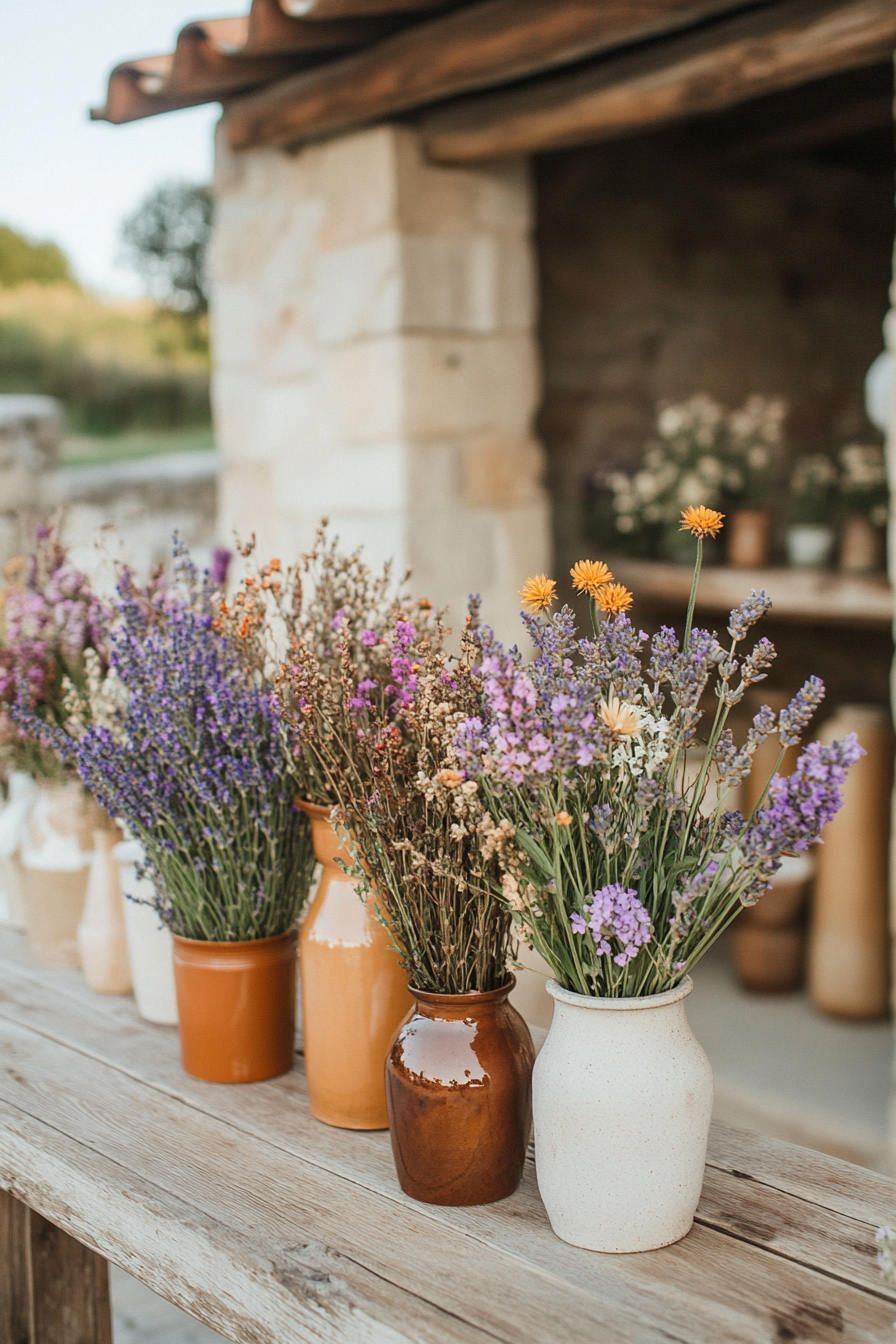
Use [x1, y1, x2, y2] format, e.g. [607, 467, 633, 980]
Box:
[533, 977, 713, 1253]
[114, 839, 178, 1025]
[386, 978, 535, 1206]
[78, 823, 133, 995]
[298, 801, 412, 1129]
[19, 779, 92, 967]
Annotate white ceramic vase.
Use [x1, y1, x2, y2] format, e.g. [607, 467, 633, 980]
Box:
[786, 523, 835, 569]
[78, 826, 133, 995]
[533, 977, 713, 1253]
[114, 840, 178, 1025]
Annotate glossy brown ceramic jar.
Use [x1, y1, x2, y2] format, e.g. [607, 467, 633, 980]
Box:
[172, 929, 297, 1083]
[385, 977, 535, 1206]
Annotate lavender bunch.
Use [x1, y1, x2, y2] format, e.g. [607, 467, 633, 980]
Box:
[456, 510, 863, 997]
[19, 546, 314, 942]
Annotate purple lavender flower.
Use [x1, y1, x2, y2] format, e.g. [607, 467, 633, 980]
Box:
[670, 863, 719, 942]
[210, 548, 232, 589]
[741, 734, 864, 883]
[570, 883, 652, 966]
[360, 629, 379, 647]
[778, 677, 825, 746]
[728, 590, 772, 642]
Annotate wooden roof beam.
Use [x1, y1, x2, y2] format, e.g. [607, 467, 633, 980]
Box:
[419, 0, 896, 162]
[227, 0, 758, 151]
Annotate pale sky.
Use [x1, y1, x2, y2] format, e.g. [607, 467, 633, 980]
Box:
[0, 0, 244, 294]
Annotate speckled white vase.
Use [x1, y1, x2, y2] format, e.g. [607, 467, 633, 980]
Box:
[533, 977, 713, 1253]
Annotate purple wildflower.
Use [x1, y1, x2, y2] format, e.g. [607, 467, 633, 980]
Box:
[210, 548, 232, 589]
[728, 590, 772, 642]
[778, 676, 825, 746]
[570, 883, 652, 966]
[360, 629, 378, 647]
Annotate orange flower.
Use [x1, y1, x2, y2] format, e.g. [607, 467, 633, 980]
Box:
[594, 583, 633, 616]
[269, 558, 281, 572]
[519, 574, 556, 615]
[418, 597, 433, 610]
[680, 505, 724, 539]
[569, 559, 613, 597]
[438, 769, 464, 788]
[555, 811, 573, 826]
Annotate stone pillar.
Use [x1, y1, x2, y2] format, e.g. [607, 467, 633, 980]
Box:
[211, 119, 549, 642]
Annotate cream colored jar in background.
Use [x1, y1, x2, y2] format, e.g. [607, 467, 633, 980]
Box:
[533, 977, 713, 1254]
[115, 840, 178, 1025]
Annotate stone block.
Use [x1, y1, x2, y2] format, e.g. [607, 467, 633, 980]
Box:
[401, 235, 498, 334]
[211, 371, 264, 462]
[211, 285, 263, 371]
[219, 459, 277, 559]
[403, 334, 541, 439]
[328, 339, 405, 444]
[253, 381, 336, 464]
[461, 434, 546, 508]
[314, 234, 403, 345]
[313, 125, 400, 249]
[275, 442, 408, 516]
[394, 128, 530, 240]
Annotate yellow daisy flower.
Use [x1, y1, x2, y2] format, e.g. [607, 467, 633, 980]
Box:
[569, 559, 613, 597]
[680, 505, 724, 539]
[519, 575, 556, 615]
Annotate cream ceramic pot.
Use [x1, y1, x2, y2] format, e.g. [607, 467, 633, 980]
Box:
[533, 977, 713, 1254]
[114, 840, 178, 1025]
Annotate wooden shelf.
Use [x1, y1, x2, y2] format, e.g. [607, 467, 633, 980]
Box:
[609, 559, 894, 629]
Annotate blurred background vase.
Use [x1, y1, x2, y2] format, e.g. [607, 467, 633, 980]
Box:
[732, 855, 813, 994]
[19, 779, 92, 967]
[786, 523, 835, 569]
[77, 821, 132, 995]
[0, 771, 38, 928]
[114, 838, 178, 1025]
[727, 509, 771, 568]
[808, 705, 893, 1020]
[839, 514, 884, 573]
[298, 801, 412, 1129]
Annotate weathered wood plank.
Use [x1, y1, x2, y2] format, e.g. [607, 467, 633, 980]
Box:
[1, 989, 895, 1342]
[282, 0, 451, 17]
[226, 0, 754, 151]
[706, 1123, 896, 1229]
[0, 1189, 30, 1344]
[29, 1207, 113, 1344]
[420, 0, 896, 162]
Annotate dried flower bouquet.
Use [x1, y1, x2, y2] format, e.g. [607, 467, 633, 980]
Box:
[21, 545, 315, 943]
[276, 579, 514, 995]
[457, 507, 863, 998]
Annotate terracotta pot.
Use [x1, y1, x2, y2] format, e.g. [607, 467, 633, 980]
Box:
[533, 977, 712, 1253]
[386, 977, 535, 1206]
[733, 926, 804, 994]
[840, 513, 884, 574]
[808, 705, 893, 1020]
[172, 929, 297, 1083]
[727, 509, 771, 569]
[297, 800, 412, 1129]
[78, 826, 132, 995]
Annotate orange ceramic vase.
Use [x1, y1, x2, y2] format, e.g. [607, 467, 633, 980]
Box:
[172, 929, 297, 1083]
[298, 801, 412, 1129]
[385, 977, 535, 1206]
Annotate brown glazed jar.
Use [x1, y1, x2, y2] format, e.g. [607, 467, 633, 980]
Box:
[385, 976, 535, 1206]
[172, 929, 297, 1083]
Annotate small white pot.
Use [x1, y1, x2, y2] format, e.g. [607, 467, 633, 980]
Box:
[533, 977, 713, 1253]
[786, 523, 835, 569]
[114, 841, 178, 1025]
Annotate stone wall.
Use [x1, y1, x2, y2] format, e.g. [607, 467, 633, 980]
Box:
[535, 76, 895, 589]
[211, 119, 549, 642]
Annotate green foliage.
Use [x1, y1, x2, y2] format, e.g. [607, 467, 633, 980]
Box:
[0, 224, 76, 289]
[0, 285, 210, 437]
[121, 181, 212, 317]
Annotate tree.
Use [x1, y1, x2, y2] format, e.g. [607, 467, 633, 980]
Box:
[0, 225, 76, 288]
[120, 181, 213, 317]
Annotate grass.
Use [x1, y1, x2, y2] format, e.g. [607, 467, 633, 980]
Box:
[59, 424, 216, 468]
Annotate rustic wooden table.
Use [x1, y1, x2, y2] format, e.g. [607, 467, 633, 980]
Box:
[1, 925, 895, 1344]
